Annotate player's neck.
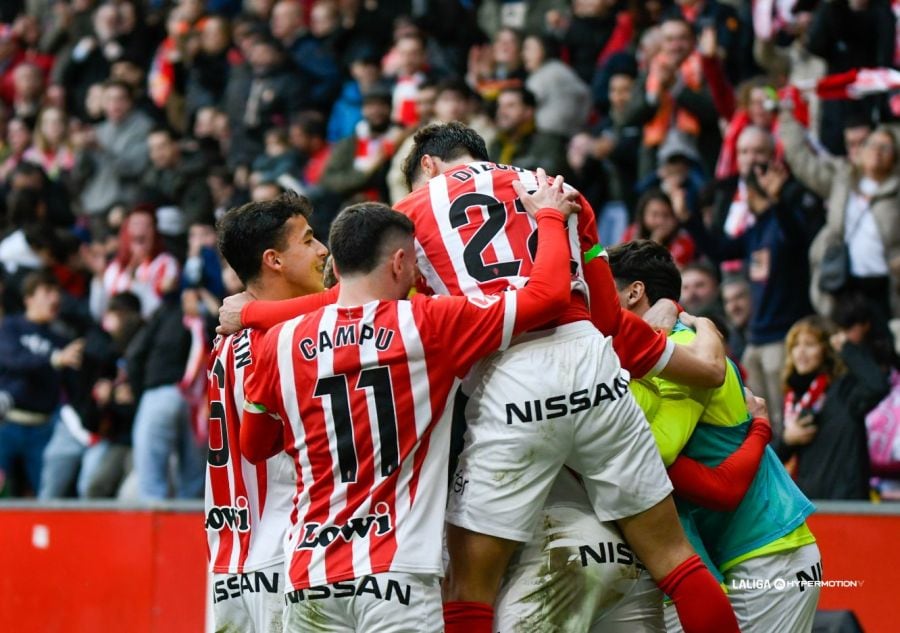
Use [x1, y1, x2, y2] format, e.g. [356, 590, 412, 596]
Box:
[336, 277, 407, 307]
[247, 278, 307, 303]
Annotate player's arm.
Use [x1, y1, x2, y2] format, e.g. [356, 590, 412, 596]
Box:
[217, 285, 340, 334]
[239, 330, 284, 463]
[581, 252, 725, 387]
[657, 315, 726, 387]
[240, 404, 284, 464]
[667, 416, 771, 512]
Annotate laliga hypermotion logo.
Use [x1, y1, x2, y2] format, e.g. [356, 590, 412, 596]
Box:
[297, 503, 393, 549]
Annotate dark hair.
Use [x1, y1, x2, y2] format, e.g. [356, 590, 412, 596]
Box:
[217, 192, 313, 285]
[634, 189, 675, 241]
[7, 186, 46, 227]
[148, 125, 179, 141]
[607, 239, 682, 304]
[328, 202, 414, 275]
[499, 85, 537, 109]
[107, 291, 142, 315]
[435, 78, 471, 101]
[526, 34, 561, 61]
[682, 260, 721, 285]
[102, 78, 134, 101]
[291, 110, 327, 138]
[403, 121, 489, 188]
[22, 269, 59, 298]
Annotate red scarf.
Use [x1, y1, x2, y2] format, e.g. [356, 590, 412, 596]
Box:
[784, 373, 830, 422]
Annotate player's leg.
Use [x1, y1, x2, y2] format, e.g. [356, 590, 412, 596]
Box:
[444, 331, 579, 631]
[241, 565, 285, 633]
[211, 572, 256, 633]
[724, 543, 822, 633]
[495, 470, 657, 633]
[566, 347, 737, 633]
[594, 571, 665, 633]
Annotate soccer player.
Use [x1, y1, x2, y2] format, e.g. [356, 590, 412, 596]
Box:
[205, 193, 328, 632]
[609, 240, 821, 633]
[240, 179, 580, 631]
[392, 122, 737, 633]
[494, 381, 774, 632]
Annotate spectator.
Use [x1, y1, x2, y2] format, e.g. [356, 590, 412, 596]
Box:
[207, 165, 248, 222]
[89, 208, 180, 320]
[39, 291, 142, 499]
[290, 110, 332, 189]
[71, 80, 153, 239]
[679, 260, 723, 319]
[140, 126, 215, 257]
[326, 52, 383, 142]
[250, 126, 303, 187]
[290, 0, 343, 115]
[774, 312, 890, 499]
[559, 0, 625, 85]
[781, 109, 900, 332]
[184, 15, 233, 123]
[388, 33, 432, 129]
[0, 115, 32, 183]
[623, 17, 722, 178]
[126, 289, 203, 501]
[10, 61, 43, 126]
[521, 34, 592, 139]
[0, 270, 83, 497]
[488, 86, 567, 176]
[684, 143, 824, 427]
[621, 189, 696, 268]
[466, 26, 526, 103]
[663, 0, 742, 83]
[319, 87, 401, 208]
[22, 107, 76, 184]
[721, 275, 752, 361]
[225, 33, 302, 171]
[805, 0, 896, 154]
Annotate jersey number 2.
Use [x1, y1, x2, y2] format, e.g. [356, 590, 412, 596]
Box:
[314, 367, 400, 483]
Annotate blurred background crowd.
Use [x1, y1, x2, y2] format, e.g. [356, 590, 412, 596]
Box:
[1, 0, 900, 504]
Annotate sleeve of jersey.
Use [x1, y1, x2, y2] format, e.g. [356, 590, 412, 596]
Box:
[581, 251, 673, 378]
[666, 418, 773, 512]
[240, 329, 284, 464]
[648, 388, 704, 467]
[435, 208, 572, 376]
[241, 285, 339, 330]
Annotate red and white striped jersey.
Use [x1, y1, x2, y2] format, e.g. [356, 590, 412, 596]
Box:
[243, 293, 526, 591]
[102, 252, 180, 318]
[393, 161, 592, 318]
[205, 328, 296, 574]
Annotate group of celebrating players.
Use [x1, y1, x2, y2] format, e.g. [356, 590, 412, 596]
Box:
[204, 122, 821, 633]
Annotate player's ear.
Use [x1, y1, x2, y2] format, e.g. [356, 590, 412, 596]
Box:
[420, 154, 437, 179]
[261, 248, 282, 273]
[628, 281, 645, 309]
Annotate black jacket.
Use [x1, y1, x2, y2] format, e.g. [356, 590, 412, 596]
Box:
[774, 343, 890, 500]
[126, 297, 191, 396]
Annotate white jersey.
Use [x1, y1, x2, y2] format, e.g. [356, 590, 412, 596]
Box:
[204, 328, 296, 574]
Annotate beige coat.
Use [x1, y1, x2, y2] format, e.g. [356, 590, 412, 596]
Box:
[779, 112, 900, 318]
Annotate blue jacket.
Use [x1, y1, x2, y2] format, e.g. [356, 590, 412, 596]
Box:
[0, 315, 71, 414]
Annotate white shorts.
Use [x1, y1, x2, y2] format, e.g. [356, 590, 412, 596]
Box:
[664, 543, 822, 633]
[212, 563, 284, 633]
[725, 543, 822, 633]
[447, 322, 673, 542]
[495, 468, 665, 633]
[282, 571, 443, 633]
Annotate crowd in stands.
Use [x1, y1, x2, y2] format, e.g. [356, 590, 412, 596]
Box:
[0, 0, 899, 502]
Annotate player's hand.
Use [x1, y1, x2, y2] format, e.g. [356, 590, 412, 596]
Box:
[217, 292, 252, 335]
[643, 299, 679, 333]
[513, 168, 580, 219]
[745, 391, 769, 421]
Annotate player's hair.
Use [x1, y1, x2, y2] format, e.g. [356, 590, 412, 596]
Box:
[403, 121, 489, 189]
[607, 240, 682, 305]
[328, 202, 414, 275]
[217, 192, 313, 285]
